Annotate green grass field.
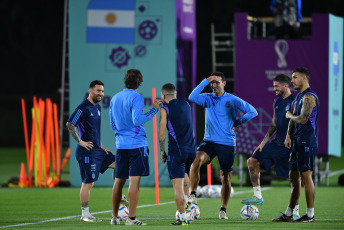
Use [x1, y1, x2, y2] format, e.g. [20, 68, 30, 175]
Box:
[1, 147, 344, 229]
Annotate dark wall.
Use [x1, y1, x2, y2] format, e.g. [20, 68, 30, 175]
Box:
[1, 0, 343, 146]
[0, 0, 63, 146]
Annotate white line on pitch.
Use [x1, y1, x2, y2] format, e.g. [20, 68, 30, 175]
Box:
[0, 188, 264, 229]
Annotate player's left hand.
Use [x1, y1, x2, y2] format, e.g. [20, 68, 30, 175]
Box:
[230, 126, 236, 131]
[102, 147, 113, 155]
[285, 111, 293, 119]
[252, 142, 265, 155]
[284, 135, 292, 149]
[153, 99, 163, 108]
[160, 151, 167, 163]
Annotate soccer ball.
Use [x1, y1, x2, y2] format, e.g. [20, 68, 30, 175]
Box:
[196, 185, 202, 197]
[200, 185, 211, 197]
[118, 205, 129, 221]
[175, 209, 195, 224]
[189, 204, 200, 219]
[208, 185, 221, 198]
[240, 205, 259, 220]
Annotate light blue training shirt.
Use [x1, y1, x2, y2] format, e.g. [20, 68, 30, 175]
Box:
[110, 89, 158, 149]
[189, 79, 258, 146]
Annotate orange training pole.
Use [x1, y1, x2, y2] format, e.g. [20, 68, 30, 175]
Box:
[61, 148, 71, 171]
[21, 99, 30, 165]
[207, 164, 212, 186]
[50, 110, 56, 177]
[44, 98, 51, 186]
[152, 88, 159, 205]
[38, 99, 45, 187]
[29, 96, 38, 187]
[28, 107, 36, 187]
[53, 103, 61, 179]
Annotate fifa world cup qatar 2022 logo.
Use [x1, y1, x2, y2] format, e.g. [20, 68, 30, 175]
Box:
[274, 40, 289, 68]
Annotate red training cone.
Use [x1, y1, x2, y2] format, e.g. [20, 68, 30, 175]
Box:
[19, 162, 28, 188]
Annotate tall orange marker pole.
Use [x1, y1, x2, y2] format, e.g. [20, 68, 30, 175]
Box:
[44, 98, 52, 186]
[207, 164, 212, 186]
[53, 103, 61, 179]
[152, 88, 159, 205]
[21, 99, 30, 165]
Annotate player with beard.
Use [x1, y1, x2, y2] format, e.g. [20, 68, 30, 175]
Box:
[273, 67, 319, 223]
[241, 74, 300, 220]
[67, 80, 127, 222]
[188, 72, 257, 219]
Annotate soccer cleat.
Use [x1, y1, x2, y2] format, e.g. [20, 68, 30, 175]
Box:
[125, 217, 147, 225]
[80, 215, 102, 222]
[293, 214, 315, 223]
[120, 194, 129, 206]
[293, 214, 300, 220]
[110, 217, 120, 225]
[272, 212, 293, 222]
[170, 219, 188, 226]
[241, 196, 264, 206]
[219, 210, 228, 219]
[187, 194, 197, 205]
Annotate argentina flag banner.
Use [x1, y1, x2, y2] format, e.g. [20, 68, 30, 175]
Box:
[87, 0, 136, 43]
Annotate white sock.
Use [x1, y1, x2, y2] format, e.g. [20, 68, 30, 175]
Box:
[293, 204, 300, 216]
[306, 208, 314, 218]
[253, 186, 262, 199]
[285, 206, 293, 216]
[82, 207, 90, 217]
[179, 212, 186, 221]
[184, 194, 188, 204]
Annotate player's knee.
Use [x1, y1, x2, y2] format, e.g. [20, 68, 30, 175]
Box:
[220, 171, 231, 184]
[192, 157, 202, 169]
[247, 157, 258, 168]
[289, 171, 300, 185]
[300, 171, 313, 185]
[84, 182, 94, 190]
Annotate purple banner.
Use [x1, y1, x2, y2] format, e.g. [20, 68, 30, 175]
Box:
[234, 13, 329, 155]
[177, 0, 196, 40]
[176, 0, 197, 132]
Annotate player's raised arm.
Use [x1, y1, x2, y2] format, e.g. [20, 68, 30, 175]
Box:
[188, 79, 209, 106]
[132, 95, 161, 126]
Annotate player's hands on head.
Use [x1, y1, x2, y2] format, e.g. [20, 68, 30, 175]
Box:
[207, 76, 222, 82]
[153, 99, 163, 108]
[79, 140, 93, 151]
[207, 76, 221, 83]
[160, 151, 167, 163]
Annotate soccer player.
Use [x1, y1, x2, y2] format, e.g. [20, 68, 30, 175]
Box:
[158, 83, 196, 226]
[66, 80, 117, 222]
[241, 74, 300, 219]
[109, 69, 162, 225]
[188, 72, 258, 219]
[273, 67, 319, 222]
